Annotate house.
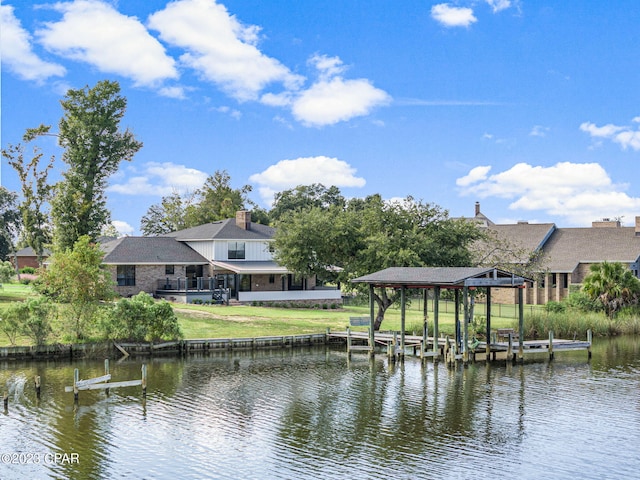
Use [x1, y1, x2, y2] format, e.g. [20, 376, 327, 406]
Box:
[467, 202, 640, 304]
[12, 246, 51, 270]
[101, 210, 342, 305]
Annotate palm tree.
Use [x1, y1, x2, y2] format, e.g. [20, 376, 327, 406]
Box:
[582, 262, 640, 318]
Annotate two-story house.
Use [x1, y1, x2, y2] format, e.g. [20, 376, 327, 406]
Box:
[101, 211, 342, 305]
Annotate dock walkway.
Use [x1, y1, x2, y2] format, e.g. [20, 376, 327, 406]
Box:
[328, 329, 592, 363]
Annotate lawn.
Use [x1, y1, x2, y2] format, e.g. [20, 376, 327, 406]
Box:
[1, 283, 524, 346]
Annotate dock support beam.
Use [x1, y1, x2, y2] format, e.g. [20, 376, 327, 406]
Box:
[463, 285, 469, 364]
[400, 286, 406, 357]
[485, 288, 492, 359]
[587, 329, 592, 359]
[549, 330, 554, 360]
[518, 287, 524, 362]
[434, 287, 440, 356]
[369, 284, 375, 355]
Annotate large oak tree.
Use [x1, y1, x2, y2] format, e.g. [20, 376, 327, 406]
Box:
[273, 192, 483, 329]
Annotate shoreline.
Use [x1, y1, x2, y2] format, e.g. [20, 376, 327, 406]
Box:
[0, 333, 337, 360]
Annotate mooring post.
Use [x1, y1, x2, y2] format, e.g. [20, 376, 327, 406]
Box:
[73, 368, 79, 402]
[346, 326, 352, 353]
[549, 330, 554, 361]
[104, 359, 110, 396]
[141, 364, 147, 397]
[3, 391, 8, 411]
[35, 376, 41, 399]
[587, 329, 592, 359]
[507, 334, 513, 362]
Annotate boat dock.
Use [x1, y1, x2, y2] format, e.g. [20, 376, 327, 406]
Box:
[328, 328, 592, 363]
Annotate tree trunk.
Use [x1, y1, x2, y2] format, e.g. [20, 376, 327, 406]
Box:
[372, 287, 399, 331]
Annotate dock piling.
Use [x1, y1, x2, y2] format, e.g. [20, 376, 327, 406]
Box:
[549, 330, 554, 361]
[35, 375, 41, 399]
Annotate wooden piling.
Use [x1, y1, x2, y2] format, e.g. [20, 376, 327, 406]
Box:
[104, 359, 110, 396]
[35, 375, 41, 399]
[549, 330, 554, 360]
[587, 329, 592, 359]
[73, 368, 79, 401]
[141, 364, 147, 397]
[346, 326, 352, 353]
[3, 391, 8, 411]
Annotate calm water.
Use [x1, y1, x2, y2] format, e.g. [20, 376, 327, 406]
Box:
[1, 337, 639, 480]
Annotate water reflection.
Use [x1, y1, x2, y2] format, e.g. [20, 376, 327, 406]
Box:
[0, 336, 639, 479]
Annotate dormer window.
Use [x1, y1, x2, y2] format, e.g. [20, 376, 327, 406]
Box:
[228, 241, 245, 259]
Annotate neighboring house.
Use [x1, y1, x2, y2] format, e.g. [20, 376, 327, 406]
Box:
[101, 210, 342, 305]
[466, 203, 640, 304]
[12, 246, 51, 270]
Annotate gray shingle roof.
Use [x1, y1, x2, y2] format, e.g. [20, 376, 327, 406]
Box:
[541, 227, 640, 272]
[101, 236, 209, 264]
[164, 219, 275, 241]
[353, 267, 501, 286]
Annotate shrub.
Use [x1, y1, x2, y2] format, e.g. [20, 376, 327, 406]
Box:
[102, 292, 183, 341]
[19, 267, 36, 275]
[1, 297, 55, 345]
[0, 260, 14, 283]
[545, 301, 565, 313]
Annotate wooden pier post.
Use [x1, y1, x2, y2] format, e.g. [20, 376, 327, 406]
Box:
[35, 376, 41, 399]
[104, 359, 110, 396]
[346, 326, 352, 354]
[462, 286, 469, 365]
[433, 287, 440, 356]
[141, 364, 147, 397]
[587, 329, 592, 359]
[3, 391, 7, 411]
[549, 330, 554, 360]
[507, 334, 513, 362]
[73, 368, 79, 402]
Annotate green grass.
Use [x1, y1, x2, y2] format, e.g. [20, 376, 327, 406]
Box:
[0, 284, 570, 346]
[173, 302, 519, 340]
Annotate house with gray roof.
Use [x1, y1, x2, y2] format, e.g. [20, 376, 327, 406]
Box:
[101, 210, 342, 305]
[468, 203, 640, 304]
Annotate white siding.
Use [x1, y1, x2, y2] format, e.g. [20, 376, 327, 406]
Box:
[185, 240, 273, 261]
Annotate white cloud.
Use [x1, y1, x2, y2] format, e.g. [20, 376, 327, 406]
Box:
[288, 55, 391, 127]
[580, 119, 640, 151]
[456, 165, 491, 187]
[148, 0, 302, 101]
[485, 0, 512, 13]
[36, 0, 178, 87]
[431, 4, 477, 28]
[530, 125, 549, 137]
[0, 5, 66, 82]
[109, 162, 208, 196]
[457, 162, 640, 225]
[249, 156, 366, 204]
[111, 220, 134, 236]
[291, 76, 391, 127]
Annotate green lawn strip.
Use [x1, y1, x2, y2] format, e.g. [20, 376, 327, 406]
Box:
[1, 287, 523, 347]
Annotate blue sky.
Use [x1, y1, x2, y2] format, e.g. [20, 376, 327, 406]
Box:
[2, 0, 640, 236]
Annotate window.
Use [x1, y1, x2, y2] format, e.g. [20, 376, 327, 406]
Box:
[269, 274, 275, 284]
[165, 265, 174, 275]
[228, 242, 245, 259]
[117, 265, 136, 286]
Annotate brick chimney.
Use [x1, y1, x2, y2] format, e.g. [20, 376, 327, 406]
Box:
[636, 216, 640, 236]
[236, 210, 251, 230]
[592, 218, 621, 228]
[475, 201, 481, 216]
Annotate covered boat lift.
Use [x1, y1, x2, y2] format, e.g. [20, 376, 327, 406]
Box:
[351, 267, 531, 362]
